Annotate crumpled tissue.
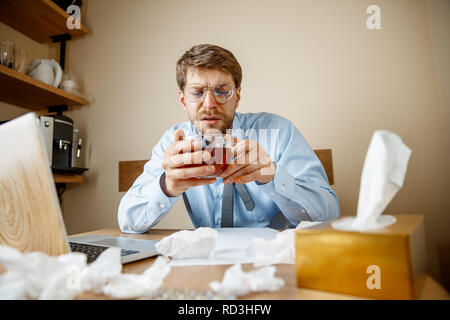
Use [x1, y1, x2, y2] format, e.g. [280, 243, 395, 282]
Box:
[332, 130, 412, 231]
[252, 221, 327, 267]
[253, 229, 295, 266]
[210, 263, 284, 298]
[296, 221, 326, 230]
[0, 245, 170, 300]
[101, 256, 171, 299]
[155, 227, 218, 259]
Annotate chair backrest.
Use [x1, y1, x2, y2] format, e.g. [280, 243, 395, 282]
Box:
[313, 149, 334, 185]
[118, 149, 334, 192]
[119, 160, 148, 192]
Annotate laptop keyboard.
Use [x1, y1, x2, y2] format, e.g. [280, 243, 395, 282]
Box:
[69, 242, 139, 263]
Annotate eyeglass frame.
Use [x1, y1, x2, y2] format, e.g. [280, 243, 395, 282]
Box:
[182, 82, 237, 104]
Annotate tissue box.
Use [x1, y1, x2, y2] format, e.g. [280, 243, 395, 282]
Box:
[295, 215, 427, 299]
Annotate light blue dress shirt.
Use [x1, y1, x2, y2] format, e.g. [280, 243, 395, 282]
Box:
[118, 112, 340, 233]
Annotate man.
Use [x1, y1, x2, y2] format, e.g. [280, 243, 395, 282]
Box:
[118, 44, 339, 233]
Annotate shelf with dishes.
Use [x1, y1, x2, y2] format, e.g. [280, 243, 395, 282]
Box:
[0, 64, 87, 110]
[0, 0, 90, 184]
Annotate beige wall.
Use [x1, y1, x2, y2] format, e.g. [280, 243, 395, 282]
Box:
[427, 0, 450, 141]
[1, 0, 449, 288]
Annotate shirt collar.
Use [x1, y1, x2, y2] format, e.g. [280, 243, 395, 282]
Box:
[231, 112, 244, 140]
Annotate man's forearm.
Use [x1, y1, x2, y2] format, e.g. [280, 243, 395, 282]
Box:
[118, 171, 180, 233]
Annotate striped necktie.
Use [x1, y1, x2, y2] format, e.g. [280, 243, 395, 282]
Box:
[221, 183, 255, 227]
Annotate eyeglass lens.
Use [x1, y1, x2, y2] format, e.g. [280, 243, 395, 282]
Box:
[185, 83, 233, 103]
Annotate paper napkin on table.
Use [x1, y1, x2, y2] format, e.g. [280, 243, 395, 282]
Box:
[332, 130, 412, 231]
[155, 227, 218, 259]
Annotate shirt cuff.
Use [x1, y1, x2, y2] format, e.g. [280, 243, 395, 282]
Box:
[256, 164, 312, 222]
[146, 172, 179, 215]
[256, 164, 296, 199]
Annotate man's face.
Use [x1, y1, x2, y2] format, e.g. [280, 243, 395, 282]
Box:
[179, 67, 241, 135]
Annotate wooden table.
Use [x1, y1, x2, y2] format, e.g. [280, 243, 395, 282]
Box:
[74, 229, 449, 300]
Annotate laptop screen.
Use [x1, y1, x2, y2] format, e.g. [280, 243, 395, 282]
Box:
[0, 113, 69, 256]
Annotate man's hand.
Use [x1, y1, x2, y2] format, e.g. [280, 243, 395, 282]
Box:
[219, 136, 276, 185]
[161, 129, 217, 197]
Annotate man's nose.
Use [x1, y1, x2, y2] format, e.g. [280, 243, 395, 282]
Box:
[202, 89, 218, 109]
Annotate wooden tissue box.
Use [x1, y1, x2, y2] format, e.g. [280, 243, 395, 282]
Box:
[295, 215, 427, 299]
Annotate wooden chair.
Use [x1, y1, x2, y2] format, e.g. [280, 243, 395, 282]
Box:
[119, 149, 334, 192]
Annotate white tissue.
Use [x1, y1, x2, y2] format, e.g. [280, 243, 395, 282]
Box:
[332, 130, 412, 231]
[77, 247, 122, 294]
[101, 256, 171, 299]
[0, 245, 171, 299]
[155, 227, 218, 259]
[296, 221, 326, 230]
[253, 229, 295, 266]
[209, 263, 284, 298]
[0, 245, 87, 300]
[251, 222, 328, 267]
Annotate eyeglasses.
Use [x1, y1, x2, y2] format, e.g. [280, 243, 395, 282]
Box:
[183, 82, 235, 104]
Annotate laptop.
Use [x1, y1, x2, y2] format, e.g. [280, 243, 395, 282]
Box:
[0, 113, 158, 264]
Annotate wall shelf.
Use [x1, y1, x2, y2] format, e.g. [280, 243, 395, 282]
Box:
[0, 64, 87, 110]
[0, 0, 89, 43]
[53, 173, 84, 184]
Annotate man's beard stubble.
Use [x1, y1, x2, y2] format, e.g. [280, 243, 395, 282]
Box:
[191, 112, 235, 135]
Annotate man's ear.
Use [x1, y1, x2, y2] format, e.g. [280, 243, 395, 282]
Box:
[235, 87, 241, 109]
[179, 90, 187, 111]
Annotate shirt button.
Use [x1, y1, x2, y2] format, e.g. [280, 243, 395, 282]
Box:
[270, 192, 275, 196]
[160, 203, 165, 209]
[301, 210, 306, 213]
[280, 185, 286, 191]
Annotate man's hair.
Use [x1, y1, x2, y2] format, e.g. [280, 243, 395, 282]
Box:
[176, 44, 242, 90]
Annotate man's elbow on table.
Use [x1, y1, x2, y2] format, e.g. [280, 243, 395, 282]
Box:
[117, 198, 154, 234]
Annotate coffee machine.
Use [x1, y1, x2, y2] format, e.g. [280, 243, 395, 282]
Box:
[39, 114, 88, 174]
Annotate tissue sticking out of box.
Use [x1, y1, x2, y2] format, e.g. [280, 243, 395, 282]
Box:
[332, 130, 412, 232]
